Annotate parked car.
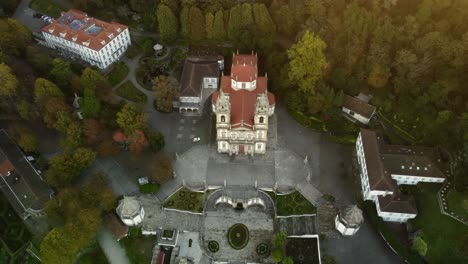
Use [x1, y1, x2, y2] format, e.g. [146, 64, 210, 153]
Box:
[192, 137, 201, 143]
[33, 13, 43, 19]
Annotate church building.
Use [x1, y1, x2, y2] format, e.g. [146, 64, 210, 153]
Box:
[211, 52, 275, 155]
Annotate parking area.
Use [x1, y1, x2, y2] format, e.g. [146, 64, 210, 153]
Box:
[13, 0, 50, 33]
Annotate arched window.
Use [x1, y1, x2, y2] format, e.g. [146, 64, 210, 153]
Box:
[259, 116, 264, 123]
[221, 115, 225, 122]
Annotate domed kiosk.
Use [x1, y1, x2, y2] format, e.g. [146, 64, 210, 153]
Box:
[335, 205, 363, 236]
[116, 196, 145, 226]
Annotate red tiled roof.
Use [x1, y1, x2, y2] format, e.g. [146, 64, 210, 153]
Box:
[0, 160, 14, 177]
[212, 54, 275, 128]
[230, 90, 257, 128]
[231, 54, 258, 82]
[41, 9, 127, 51]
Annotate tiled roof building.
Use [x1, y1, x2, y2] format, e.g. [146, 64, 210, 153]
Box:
[41, 9, 131, 69]
[212, 52, 275, 155]
[356, 128, 447, 222]
[0, 130, 52, 220]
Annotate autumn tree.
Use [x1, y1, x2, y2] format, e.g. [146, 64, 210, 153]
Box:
[287, 31, 327, 94]
[116, 104, 147, 134]
[152, 75, 178, 113]
[46, 148, 96, 187]
[42, 97, 71, 128]
[205, 12, 214, 39]
[252, 3, 275, 51]
[151, 153, 173, 184]
[34, 78, 64, 104]
[80, 67, 112, 102]
[0, 18, 31, 56]
[83, 118, 106, 145]
[188, 6, 205, 42]
[96, 139, 121, 157]
[157, 4, 178, 44]
[40, 227, 78, 264]
[128, 130, 148, 155]
[0, 63, 18, 97]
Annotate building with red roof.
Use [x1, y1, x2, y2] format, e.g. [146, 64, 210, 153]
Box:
[41, 9, 131, 69]
[212, 52, 275, 155]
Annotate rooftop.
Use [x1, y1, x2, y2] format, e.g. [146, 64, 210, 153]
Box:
[377, 193, 417, 214]
[179, 57, 220, 98]
[116, 196, 141, 218]
[41, 9, 127, 51]
[0, 130, 52, 215]
[342, 94, 376, 118]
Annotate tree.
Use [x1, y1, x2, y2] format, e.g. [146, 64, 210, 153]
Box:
[80, 68, 112, 102]
[412, 236, 428, 257]
[180, 6, 190, 38]
[46, 148, 96, 187]
[40, 227, 78, 264]
[83, 119, 106, 145]
[212, 10, 226, 40]
[152, 75, 178, 112]
[81, 87, 101, 118]
[145, 129, 165, 153]
[80, 177, 116, 211]
[287, 31, 327, 94]
[205, 12, 215, 39]
[50, 58, 73, 87]
[281, 257, 294, 264]
[157, 4, 178, 44]
[0, 63, 18, 96]
[116, 104, 147, 134]
[151, 153, 173, 184]
[128, 130, 148, 155]
[16, 130, 38, 153]
[0, 18, 31, 56]
[25, 45, 53, 76]
[188, 6, 205, 42]
[96, 139, 121, 157]
[367, 64, 391, 89]
[252, 3, 275, 50]
[42, 97, 71, 128]
[34, 78, 64, 103]
[271, 248, 284, 262]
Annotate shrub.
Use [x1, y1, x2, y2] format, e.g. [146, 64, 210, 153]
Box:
[412, 236, 428, 257]
[139, 183, 159, 194]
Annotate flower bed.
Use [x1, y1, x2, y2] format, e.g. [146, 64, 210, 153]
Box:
[163, 187, 205, 213]
[208, 240, 219, 253]
[269, 191, 317, 216]
[256, 242, 269, 255]
[227, 224, 249, 250]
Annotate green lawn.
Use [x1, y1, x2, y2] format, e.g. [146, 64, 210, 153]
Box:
[267, 191, 317, 216]
[163, 187, 206, 213]
[76, 244, 109, 264]
[30, 0, 64, 18]
[115, 81, 147, 103]
[411, 183, 468, 263]
[119, 227, 155, 264]
[107, 62, 129, 86]
[447, 189, 468, 218]
[139, 183, 159, 194]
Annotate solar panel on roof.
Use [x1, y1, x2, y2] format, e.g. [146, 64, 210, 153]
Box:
[70, 19, 84, 30]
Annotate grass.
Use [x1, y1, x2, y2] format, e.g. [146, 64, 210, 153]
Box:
[115, 81, 147, 103]
[0, 193, 31, 254]
[107, 62, 129, 86]
[119, 227, 155, 264]
[410, 183, 468, 263]
[267, 191, 317, 216]
[76, 244, 109, 264]
[30, 0, 64, 18]
[163, 187, 206, 213]
[139, 183, 159, 194]
[447, 189, 468, 218]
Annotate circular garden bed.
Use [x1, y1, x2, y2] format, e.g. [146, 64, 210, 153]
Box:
[256, 242, 269, 255]
[208, 240, 219, 253]
[227, 223, 249, 250]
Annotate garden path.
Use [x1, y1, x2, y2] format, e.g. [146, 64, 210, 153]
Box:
[97, 227, 130, 264]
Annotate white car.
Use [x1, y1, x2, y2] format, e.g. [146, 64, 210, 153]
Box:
[192, 137, 201, 143]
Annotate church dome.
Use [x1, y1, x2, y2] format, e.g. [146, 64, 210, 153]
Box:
[339, 205, 364, 227]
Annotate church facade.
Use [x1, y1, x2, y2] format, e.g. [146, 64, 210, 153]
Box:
[211, 52, 275, 155]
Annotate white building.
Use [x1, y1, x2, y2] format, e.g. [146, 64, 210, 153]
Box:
[116, 196, 145, 226]
[211, 52, 275, 155]
[335, 205, 364, 236]
[41, 9, 131, 69]
[356, 129, 447, 222]
[342, 94, 376, 125]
